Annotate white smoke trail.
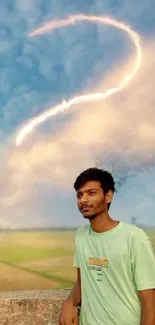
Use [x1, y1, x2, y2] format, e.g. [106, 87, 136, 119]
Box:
[15, 14, 142, 145]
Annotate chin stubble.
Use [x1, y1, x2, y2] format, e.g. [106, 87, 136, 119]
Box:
[83, 213, 98, 220]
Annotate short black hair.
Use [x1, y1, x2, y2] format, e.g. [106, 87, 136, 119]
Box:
[74, 167, 116, 210]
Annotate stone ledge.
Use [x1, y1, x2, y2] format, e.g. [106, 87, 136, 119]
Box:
[0, 289, 75, 325]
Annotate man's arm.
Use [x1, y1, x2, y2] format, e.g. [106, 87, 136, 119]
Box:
[58, 268, 81, 325]
[131, 235, 155, 325]
[63, 268, 81, 307]
[139, 289, 155, 325]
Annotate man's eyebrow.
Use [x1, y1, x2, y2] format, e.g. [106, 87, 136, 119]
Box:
[87, 188, 98, 191]
[77, 188, 98, 194]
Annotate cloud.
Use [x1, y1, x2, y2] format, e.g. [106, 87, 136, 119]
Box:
[111, 167, 155, 225]
[16, 0, 36, 12]
[0, 0, 155, 227]
[0, 38, 155, 227]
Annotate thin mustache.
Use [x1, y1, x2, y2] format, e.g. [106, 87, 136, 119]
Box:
[81, 205, 92, 209]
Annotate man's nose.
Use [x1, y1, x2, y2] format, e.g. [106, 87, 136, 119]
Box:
[80, 193, 89, 203]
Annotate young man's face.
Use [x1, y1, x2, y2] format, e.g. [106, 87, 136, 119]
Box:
[76, 180, 113, 220]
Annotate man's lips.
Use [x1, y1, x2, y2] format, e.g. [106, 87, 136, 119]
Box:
[81, 206, 92, 210]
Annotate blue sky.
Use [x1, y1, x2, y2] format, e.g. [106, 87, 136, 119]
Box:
[0, 0, 155, 228]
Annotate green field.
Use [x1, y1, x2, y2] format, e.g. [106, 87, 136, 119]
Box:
[0, 228, 154, 291]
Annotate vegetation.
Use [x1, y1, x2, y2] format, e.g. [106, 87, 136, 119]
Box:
[0, 227, 154, 290]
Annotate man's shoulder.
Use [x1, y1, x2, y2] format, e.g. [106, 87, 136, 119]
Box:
[125, 222, 149, 237]
[75, 224, 89, 237]
[123, 222, 149, 246]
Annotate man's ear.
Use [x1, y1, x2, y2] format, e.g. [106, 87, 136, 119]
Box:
[105, 190, 114, 204]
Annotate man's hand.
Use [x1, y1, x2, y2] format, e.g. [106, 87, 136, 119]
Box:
[58, 300, 79, 325]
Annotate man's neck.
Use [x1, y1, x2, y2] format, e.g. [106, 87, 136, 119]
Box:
[90, 214, 119, 233]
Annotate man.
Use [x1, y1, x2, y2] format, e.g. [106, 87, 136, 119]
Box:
[59, 167, 155, 325]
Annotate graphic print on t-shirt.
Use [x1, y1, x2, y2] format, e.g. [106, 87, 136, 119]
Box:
[87, 256, 109, 282]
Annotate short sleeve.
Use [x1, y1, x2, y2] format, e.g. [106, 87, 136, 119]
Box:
[131, 239, 155, 290]
[73, 230, 80, 268]
[73, 249, 80, 268]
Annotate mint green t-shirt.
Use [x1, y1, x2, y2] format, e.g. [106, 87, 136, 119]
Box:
[73, 222, 155, 325]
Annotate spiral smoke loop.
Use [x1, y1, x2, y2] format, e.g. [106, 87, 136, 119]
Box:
[16, 14, 142, 146]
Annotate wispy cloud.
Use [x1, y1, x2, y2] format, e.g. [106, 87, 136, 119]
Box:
[0, 39, 155, 226]
[0, 0, 155, 227]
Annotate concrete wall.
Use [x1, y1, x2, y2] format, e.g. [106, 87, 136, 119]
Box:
[0, 289, 79, 325]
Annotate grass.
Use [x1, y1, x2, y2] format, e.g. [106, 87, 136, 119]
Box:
[0, 246, 73, 263]
[0, 228, 154, 290]
[2, 261, 75, 289]
[0, 231, 76, 290]
[0, 263, 61, 290]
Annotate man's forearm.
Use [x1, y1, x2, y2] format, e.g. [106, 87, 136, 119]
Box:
[63, 281, 81, 307]
[141, 306, 155, 325]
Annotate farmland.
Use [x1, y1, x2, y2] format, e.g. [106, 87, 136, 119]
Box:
[0, 231, 76, 290]
[0, 228, 154, 290]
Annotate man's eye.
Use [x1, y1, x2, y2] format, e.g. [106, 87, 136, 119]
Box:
[89, 191, 96, 195]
